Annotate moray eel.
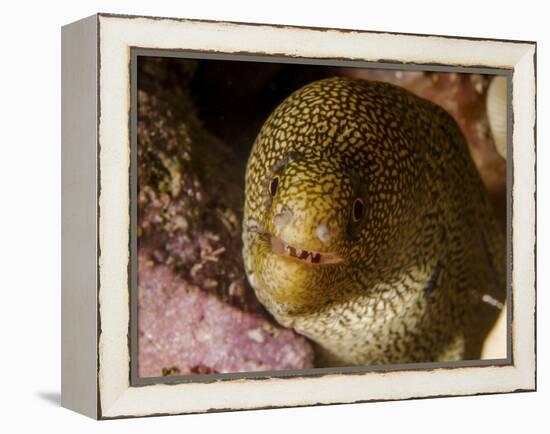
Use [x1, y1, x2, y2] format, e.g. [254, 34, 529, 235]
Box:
[242, 77, 506, 367]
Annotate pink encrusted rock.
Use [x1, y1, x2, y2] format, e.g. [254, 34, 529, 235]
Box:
[138, 252, 314, 377]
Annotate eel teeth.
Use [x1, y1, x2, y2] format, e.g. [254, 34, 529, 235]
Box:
[270, 235, 343, 265]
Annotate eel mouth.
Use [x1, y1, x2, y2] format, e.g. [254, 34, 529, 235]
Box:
[270, 235, 344, 265]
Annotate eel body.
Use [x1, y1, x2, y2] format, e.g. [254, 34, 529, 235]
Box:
[242, 77, 505, 367]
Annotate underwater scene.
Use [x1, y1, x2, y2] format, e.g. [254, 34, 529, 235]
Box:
[136, 56, 507, 378]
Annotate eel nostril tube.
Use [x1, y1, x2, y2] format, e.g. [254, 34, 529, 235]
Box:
[273, 208, 293, 232]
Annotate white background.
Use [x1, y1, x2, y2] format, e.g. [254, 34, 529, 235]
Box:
[0, 0, 546, 432]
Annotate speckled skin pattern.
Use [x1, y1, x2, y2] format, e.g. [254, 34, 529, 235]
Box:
[242, 77, 505, 367]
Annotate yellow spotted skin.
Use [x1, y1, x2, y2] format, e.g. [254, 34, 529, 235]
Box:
[242, 77, 505, 367]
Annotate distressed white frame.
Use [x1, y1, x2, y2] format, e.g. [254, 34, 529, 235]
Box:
[62, 13, 536, 419]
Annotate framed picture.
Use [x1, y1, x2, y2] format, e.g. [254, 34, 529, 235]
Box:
[61, 13, 536, 419]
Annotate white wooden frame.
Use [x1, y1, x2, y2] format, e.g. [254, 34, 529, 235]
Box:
[61, 13, 536, 419]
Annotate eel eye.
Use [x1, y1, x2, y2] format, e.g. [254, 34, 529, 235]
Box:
[352, 198, 365, 222]
[270, 177, 279, 197]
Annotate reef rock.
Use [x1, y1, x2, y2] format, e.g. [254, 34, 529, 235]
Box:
[137, 57, 314, 377]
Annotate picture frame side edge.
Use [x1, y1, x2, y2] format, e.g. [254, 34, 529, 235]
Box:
[61, 13, 100, 420]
